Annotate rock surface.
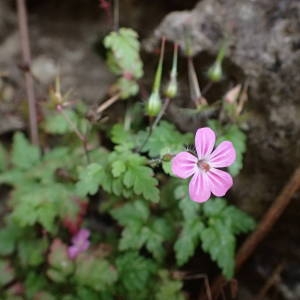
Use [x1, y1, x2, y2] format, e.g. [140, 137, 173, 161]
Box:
[145, 1, 300, 298]
[144, 0, 300, 217]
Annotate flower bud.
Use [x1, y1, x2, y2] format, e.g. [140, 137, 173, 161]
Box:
[207, 61, 223, 82]
[224, 84, 241, 104]
[146, 92, 162, 117]
[164, 77, 178, 99]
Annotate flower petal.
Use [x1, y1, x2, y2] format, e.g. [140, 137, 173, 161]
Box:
[78, 241, 90, 252]
[195, 127, 216, 159]
[171, 151, 197, 179]
[189, 171, 211, 202]
[72, 228, 90, 244]
[207, 168, 233, 197]
[209, 141, 236, 168]
[68, 245, 79, 259]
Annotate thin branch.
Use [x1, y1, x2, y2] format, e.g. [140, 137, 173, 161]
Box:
[152, 97, 171, 128]
[16, 0, 39, 146]
[113, 0, 119, 31]
[96, 93, 120, 114]
[208, 167, 300, 299]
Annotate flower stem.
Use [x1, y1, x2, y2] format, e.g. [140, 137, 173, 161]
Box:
[138, 97, 171, 153]
[57, 106, 90, 164]
[187, 56, 202, 108]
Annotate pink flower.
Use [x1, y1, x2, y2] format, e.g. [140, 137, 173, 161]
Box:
[68, 228, 90, 259]
[171, 127, 236, 203]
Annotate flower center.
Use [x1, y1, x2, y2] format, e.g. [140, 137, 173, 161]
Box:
[197, 159, 210, 172]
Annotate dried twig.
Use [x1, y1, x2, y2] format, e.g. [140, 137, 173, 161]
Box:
[96, 93, 120, 114]
[113, 0, 119, 31]
[183, 273, 213, 300]
[256, 262, 284, 300]
[208, 167, 300, 299]
[16, 0, 39, 146]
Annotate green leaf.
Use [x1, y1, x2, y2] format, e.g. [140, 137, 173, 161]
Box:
[119, 224, 146, 251]
[112, 201, 173, 259]
[47, 268, 67, 283]
[0, 143, 7, 172]
[31, 292, 56, 300]
[12, 183, 73, 233]
[112, 201, 148, 251]
[200, 219, 235, 279]
[175, 184, 200, 221]
[24, 272, 48, 299]
[143, 218, 173, 261]
[203, 198, 256, 234]
[139, 121, 193, 158]
[0, 222, 20, 255]
[175, 219, 204, 266]
[11, 132, 41, 170]
[48, 239, 74, 277]
[116, 252, 157, 295]
[155, 270, 184, 300]
[222, 206, 256, 234]
[111, 200, 149, 227]
[75, 256, 118, 292]
[0, 260, 15, 287]
[43, 110, 77, 134]
[110, 124, 134, 148]
[18, 237, 48, 267]
[111, 160, 126, 177]
[76, 163, 103, 196]
[123, 162, 159, 202]
[203, 198, 227, 217]
[116, 77, 139, 99]
[75, 286, 105, 300]
[223, 125, 246, 176]
[104, 28, 143, 79]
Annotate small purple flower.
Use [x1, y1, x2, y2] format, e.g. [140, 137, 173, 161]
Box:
[171, 127, 236, 203]
[68, 228, 90, 259]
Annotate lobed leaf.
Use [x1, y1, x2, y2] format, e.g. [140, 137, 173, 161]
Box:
[175, 219, 204, 266]
[116, 252, 157, 296]
[11, 132, 41, 170]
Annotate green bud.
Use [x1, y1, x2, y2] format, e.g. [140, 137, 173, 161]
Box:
[164, 43, 178, 98]
[164, 77, 178, 98]
[146, 92, 162, 117]
[207, 61, 223, 82]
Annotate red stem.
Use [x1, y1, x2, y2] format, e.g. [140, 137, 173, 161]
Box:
[16, 0, 39, 146]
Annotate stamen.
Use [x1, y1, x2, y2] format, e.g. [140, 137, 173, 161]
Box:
[197, 159, 210, 172]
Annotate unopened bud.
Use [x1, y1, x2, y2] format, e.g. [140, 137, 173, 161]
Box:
[162, 153, 173, 162]
[207, 61, 223, 82]
[146, 92, 162, 117]
[224, 84, 241, 104]
[164, 77, 178, 99]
